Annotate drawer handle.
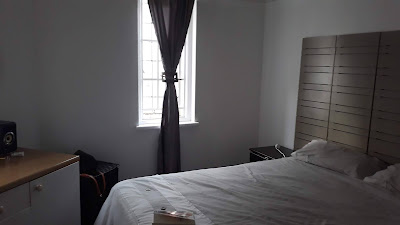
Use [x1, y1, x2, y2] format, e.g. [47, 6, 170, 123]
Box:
[35, 184, 44, 192]
[0, 206, 4, 214]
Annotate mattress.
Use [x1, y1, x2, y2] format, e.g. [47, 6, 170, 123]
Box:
[95, 158, 400, 225]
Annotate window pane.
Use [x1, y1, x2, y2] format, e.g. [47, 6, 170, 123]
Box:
[158, 61, 164, 75]
[177, 63, 182, 80]
[143, 97, 153, 109]
[158, 52, 162, 63]
[142, 41, 159, 61]
[143, 80, 155, 97]
[179, 108, 185, 118]
[179, 50, 186, 80]
[142, 60, 157, 79]
[142, 4, 152, 24]
[142, 23, 156, 40]
[158, 81, 166, 108]
[154, 109, 162, 119]
[175, 84, 180, 107]
[177, 60, 185, 81]
[139, 0, 194, 123]
[179, 82, 185, 108]
[142, 41, 151, 61]
[143, 109, 162, 120]
[158, 97, 164, 109]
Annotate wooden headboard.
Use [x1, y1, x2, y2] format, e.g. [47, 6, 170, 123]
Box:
[294, 31, 400, 164]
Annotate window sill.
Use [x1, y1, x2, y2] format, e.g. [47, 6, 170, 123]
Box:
[136, 121, 199, 130]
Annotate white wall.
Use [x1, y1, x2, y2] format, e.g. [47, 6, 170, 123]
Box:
[186, 0, 264, 171]
[1, 0, 264, 179]
[0, 0, 40, 148]
[259, 0, 400, 149]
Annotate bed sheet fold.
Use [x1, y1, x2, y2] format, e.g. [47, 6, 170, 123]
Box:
[95, 158, 400, 225]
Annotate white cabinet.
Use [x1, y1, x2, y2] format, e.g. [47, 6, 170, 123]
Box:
[0, 209, 31, 225]
[30, 162, 80, 225]
[0, 184, 30, 224]
[0, 162, 80, 225]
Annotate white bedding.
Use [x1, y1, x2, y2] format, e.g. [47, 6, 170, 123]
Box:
[95, 158, 400, 225]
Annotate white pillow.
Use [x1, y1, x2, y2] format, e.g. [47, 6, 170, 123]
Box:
[364, 164, 400, 193]
[292, 140, 387, 179]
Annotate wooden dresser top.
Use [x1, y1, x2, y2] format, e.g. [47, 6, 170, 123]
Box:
[0, 148, 79, 193]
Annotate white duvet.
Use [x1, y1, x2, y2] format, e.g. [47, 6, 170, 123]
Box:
[95, 158, 400, 225]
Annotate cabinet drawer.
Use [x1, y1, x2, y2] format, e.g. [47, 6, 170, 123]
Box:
[0, 184, 30, 223]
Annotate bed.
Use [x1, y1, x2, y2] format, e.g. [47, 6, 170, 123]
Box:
[96, 30, 400, 225]
[95, 157, 400, 225]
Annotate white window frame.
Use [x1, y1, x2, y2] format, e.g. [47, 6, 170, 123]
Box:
[137, 0, 197, 127]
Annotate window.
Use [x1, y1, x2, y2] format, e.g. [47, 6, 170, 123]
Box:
[138, 0, 196, 126]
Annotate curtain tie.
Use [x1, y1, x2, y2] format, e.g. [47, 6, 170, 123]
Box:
[162, 72, 180, 83]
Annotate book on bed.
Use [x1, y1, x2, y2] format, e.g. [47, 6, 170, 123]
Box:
[153, 210, 195, 225]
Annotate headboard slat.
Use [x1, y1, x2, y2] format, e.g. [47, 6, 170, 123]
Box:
[368, 31, 400, 163]
[295, 31, 400, 164]
[294, 36, 335, 149]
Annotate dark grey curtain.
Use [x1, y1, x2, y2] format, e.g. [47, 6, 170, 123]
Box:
[148, 0, 195, 174]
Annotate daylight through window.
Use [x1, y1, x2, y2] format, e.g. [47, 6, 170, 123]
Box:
[138, 0, 196, 126]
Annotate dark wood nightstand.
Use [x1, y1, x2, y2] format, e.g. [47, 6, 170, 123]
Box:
[249, 146, 293, 162]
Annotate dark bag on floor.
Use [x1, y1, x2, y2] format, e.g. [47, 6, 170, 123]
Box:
[75, 150, 97, 174]
[74, 150, 119, 225]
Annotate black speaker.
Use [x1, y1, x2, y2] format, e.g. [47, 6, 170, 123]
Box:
[0, 121, 17, 155]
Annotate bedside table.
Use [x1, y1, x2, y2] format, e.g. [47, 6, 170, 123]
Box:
[249, 146, 293, 162]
